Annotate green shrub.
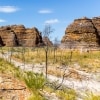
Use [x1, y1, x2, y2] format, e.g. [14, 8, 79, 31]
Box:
[56, 88, 76, 100]
[28, 93, 46, 100]
[24, 71, 45, 91]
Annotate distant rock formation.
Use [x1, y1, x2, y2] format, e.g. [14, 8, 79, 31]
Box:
[42, 36, 53, 46]
[61, 17, 100, 49]
[0, 25, 44, 47]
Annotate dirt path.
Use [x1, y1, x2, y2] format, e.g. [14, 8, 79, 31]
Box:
[0, 52, 100, 99]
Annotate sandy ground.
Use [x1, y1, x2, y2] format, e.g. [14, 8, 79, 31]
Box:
[0, 52, 100, 99]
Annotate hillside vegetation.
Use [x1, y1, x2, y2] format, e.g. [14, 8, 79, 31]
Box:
[5, 47, 100, 73]
[0, 54, 77, 100]
[0, 47, 100, 100]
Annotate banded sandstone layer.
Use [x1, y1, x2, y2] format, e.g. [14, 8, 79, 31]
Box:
[61, 17, 100, 49]
[0, 25, 43, 47]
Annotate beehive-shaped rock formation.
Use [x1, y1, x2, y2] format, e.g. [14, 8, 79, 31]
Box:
[0, 25, 44, 47]
[61, 17, 100, 49]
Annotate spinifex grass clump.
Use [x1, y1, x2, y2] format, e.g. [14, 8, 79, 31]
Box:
[0, 58, 19, 74]
[56, 89, 76, 100]
[84, 92, 100, 100]
[23, 72, 46, 100]
[43, 84, 76, 100]
[23, 71, 45, 91]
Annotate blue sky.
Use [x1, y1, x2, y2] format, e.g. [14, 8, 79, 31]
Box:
[0, 0, 100, 42]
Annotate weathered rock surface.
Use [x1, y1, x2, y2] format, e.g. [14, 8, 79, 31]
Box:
[61, 17, 100, 49]
[42, 36, 53, 46]
[0, 25, 44, 47]
[0, 74, 30, 100]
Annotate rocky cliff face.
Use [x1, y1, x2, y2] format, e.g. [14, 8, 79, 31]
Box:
[61, 17, 100, 49]
[0, 25, 44, 47]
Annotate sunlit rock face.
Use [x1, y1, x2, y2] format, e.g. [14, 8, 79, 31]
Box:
[61, 17, 100, 49]
[0, 25, 44, 47]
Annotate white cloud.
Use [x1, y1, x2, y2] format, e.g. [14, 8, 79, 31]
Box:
[0, 6, 19, 13]
[0, 19, 6, 22]
[38, 9, 52, 14]
[44, 19, 59, 24]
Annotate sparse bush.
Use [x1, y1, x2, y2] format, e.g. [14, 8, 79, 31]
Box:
[23, 71, 45, 91]
[28, 93, 46, 100]
[56, 88, 76, 100]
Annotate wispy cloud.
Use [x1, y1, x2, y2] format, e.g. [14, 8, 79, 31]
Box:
[0, 19, 6, 22]
[44, 19, 59, 24]
[0, 6, 19, 13]
[38, 9, 52, 14]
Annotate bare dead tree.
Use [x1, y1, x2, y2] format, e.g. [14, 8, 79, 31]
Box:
[67, 40, 73, 65]
[21, 46, 26, 70]
[20, 33, 26, 70]
[53, 37, 59, 63]
[43, 24, 54, 78]
[9, 33, 16, 63]
[9, 47, 13, 63]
